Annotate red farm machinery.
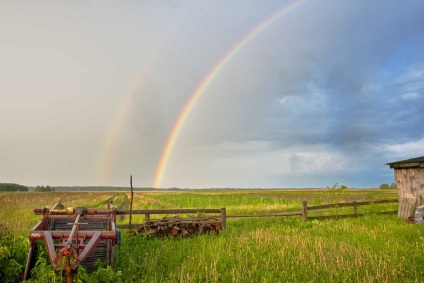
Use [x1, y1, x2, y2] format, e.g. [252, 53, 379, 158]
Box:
[24, 201, 121, 282]
[23, 197, 225, 282]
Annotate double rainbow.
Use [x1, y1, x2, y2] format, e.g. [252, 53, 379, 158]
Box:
[96, 0, 305, 187]
[153, 0, 305, 188]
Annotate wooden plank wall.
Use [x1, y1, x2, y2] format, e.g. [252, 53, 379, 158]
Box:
[394, 168, 424, 218]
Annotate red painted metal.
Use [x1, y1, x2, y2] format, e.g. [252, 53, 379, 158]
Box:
[24, 201, 120, 281]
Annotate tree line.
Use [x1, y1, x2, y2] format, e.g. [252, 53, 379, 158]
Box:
[379, 183, 397, 190]
[34, 185, 55, 192]
[0, 183, 28, 191]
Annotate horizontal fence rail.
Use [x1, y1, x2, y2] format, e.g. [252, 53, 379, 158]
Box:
[116, 209, 222, 214]
[115, 199, 398, 230]
[306, 199, 399, 211]
[116, 208, 226, 230]
[227, 211, 302, 218]
[302, 199, 398, 221]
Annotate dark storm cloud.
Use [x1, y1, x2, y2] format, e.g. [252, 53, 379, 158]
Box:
[253, 1, 424, 153]
[185, 1, 424, 150]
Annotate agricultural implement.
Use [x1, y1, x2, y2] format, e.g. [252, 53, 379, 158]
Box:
[132, 214, 222, 237]
[24, 201, 121, 282]
[23, 198, 225, 282]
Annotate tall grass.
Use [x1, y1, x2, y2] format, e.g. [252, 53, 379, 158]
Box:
[115, 215, 423, 282]
[1, 189, 422, 282]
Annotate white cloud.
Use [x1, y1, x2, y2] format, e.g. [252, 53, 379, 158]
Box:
[289, 152, 348, 173]
[278, 84, 326, 110]
[400, 92, 420, 100]
[381, 138, 424, 158]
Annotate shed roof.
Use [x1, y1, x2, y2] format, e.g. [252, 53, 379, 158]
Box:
[387, 156, 424, 169]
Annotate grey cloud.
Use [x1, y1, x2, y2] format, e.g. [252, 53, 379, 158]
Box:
[2, 0, 424, 187]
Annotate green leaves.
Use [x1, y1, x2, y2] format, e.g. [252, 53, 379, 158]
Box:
[0, 234, 28, 282]
[326, 183, 348, 203]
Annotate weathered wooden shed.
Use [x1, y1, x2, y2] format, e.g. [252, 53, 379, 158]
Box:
[387, 156, 424, 219]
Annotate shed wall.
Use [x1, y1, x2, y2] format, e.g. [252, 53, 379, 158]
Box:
[394, 168, 424, 218]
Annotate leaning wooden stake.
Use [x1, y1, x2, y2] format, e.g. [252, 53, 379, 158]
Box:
[129, 175, 134, 230]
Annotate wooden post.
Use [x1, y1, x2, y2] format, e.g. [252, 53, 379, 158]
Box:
[302, 201, 308, 221]
[145, 213, 151, 223]
[353, 201, 358, 217]
[129, 175, 134, 230]
[220, 208, 226, 230]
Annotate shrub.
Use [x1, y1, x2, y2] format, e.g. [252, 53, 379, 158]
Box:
[0, 231, 28, 282]
[326, 183, 347, 203]
[379, 183, 390, 190]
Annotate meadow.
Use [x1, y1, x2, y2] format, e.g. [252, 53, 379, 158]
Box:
[1, 189, 423, 282]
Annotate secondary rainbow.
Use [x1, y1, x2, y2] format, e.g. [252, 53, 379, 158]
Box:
[153, 0, 305, 188]
[95, 6, 194, 185]
[96, 64, 151, 184]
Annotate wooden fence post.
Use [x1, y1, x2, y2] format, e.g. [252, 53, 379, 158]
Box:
[129, 175, 134, 230]
[302, 201, 308, 221]
[145, 213, 151, 223]
[220, 208, 227, 230]
[353, 201, 358, 217]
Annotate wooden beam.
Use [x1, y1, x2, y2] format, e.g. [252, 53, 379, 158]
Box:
[307, 199, 398, 211]
[117, 208, 221, 214]
[226, 211, 302, 218]
[390, 163, 421, 169]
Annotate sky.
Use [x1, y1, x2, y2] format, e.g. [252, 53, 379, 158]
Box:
[1, 1, 424, 189]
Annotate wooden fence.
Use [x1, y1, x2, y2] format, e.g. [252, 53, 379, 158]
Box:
[301, 199, 398, 221]
[226, 211, 302, 219]
[116, 199, 398, 230]
[116, 208, 226, 230]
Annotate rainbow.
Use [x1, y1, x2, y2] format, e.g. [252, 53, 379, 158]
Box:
[96, 64, 151, 184]
[153, 0, 305, 188]
[96, 6, 195, 185]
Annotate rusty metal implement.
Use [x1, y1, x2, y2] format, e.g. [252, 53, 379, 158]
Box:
[24, 201, 121, 282]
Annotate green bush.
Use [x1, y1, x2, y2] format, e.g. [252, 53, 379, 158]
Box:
[326, 183, 347, 203]
[0, 231, 28, 282]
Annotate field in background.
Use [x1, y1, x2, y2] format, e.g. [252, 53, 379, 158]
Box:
[1, 189, 423, 282]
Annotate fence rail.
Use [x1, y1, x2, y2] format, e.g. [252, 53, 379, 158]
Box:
[301, 199, 398, 221]
[115, 199, 398, 230]
[227, 211, 302, 218]
[116, 208, 226, 230]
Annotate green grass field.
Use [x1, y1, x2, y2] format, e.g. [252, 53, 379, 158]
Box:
[1, 189, 423, 282]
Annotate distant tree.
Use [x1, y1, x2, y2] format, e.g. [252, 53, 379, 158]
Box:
[35, 185, 55, 192]
[379, 183, 390, 190]
[390, 183, 397, 190]
[0, 183, 28, 191]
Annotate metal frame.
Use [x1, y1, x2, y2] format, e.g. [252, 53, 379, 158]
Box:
[24, 202, 119, 281]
